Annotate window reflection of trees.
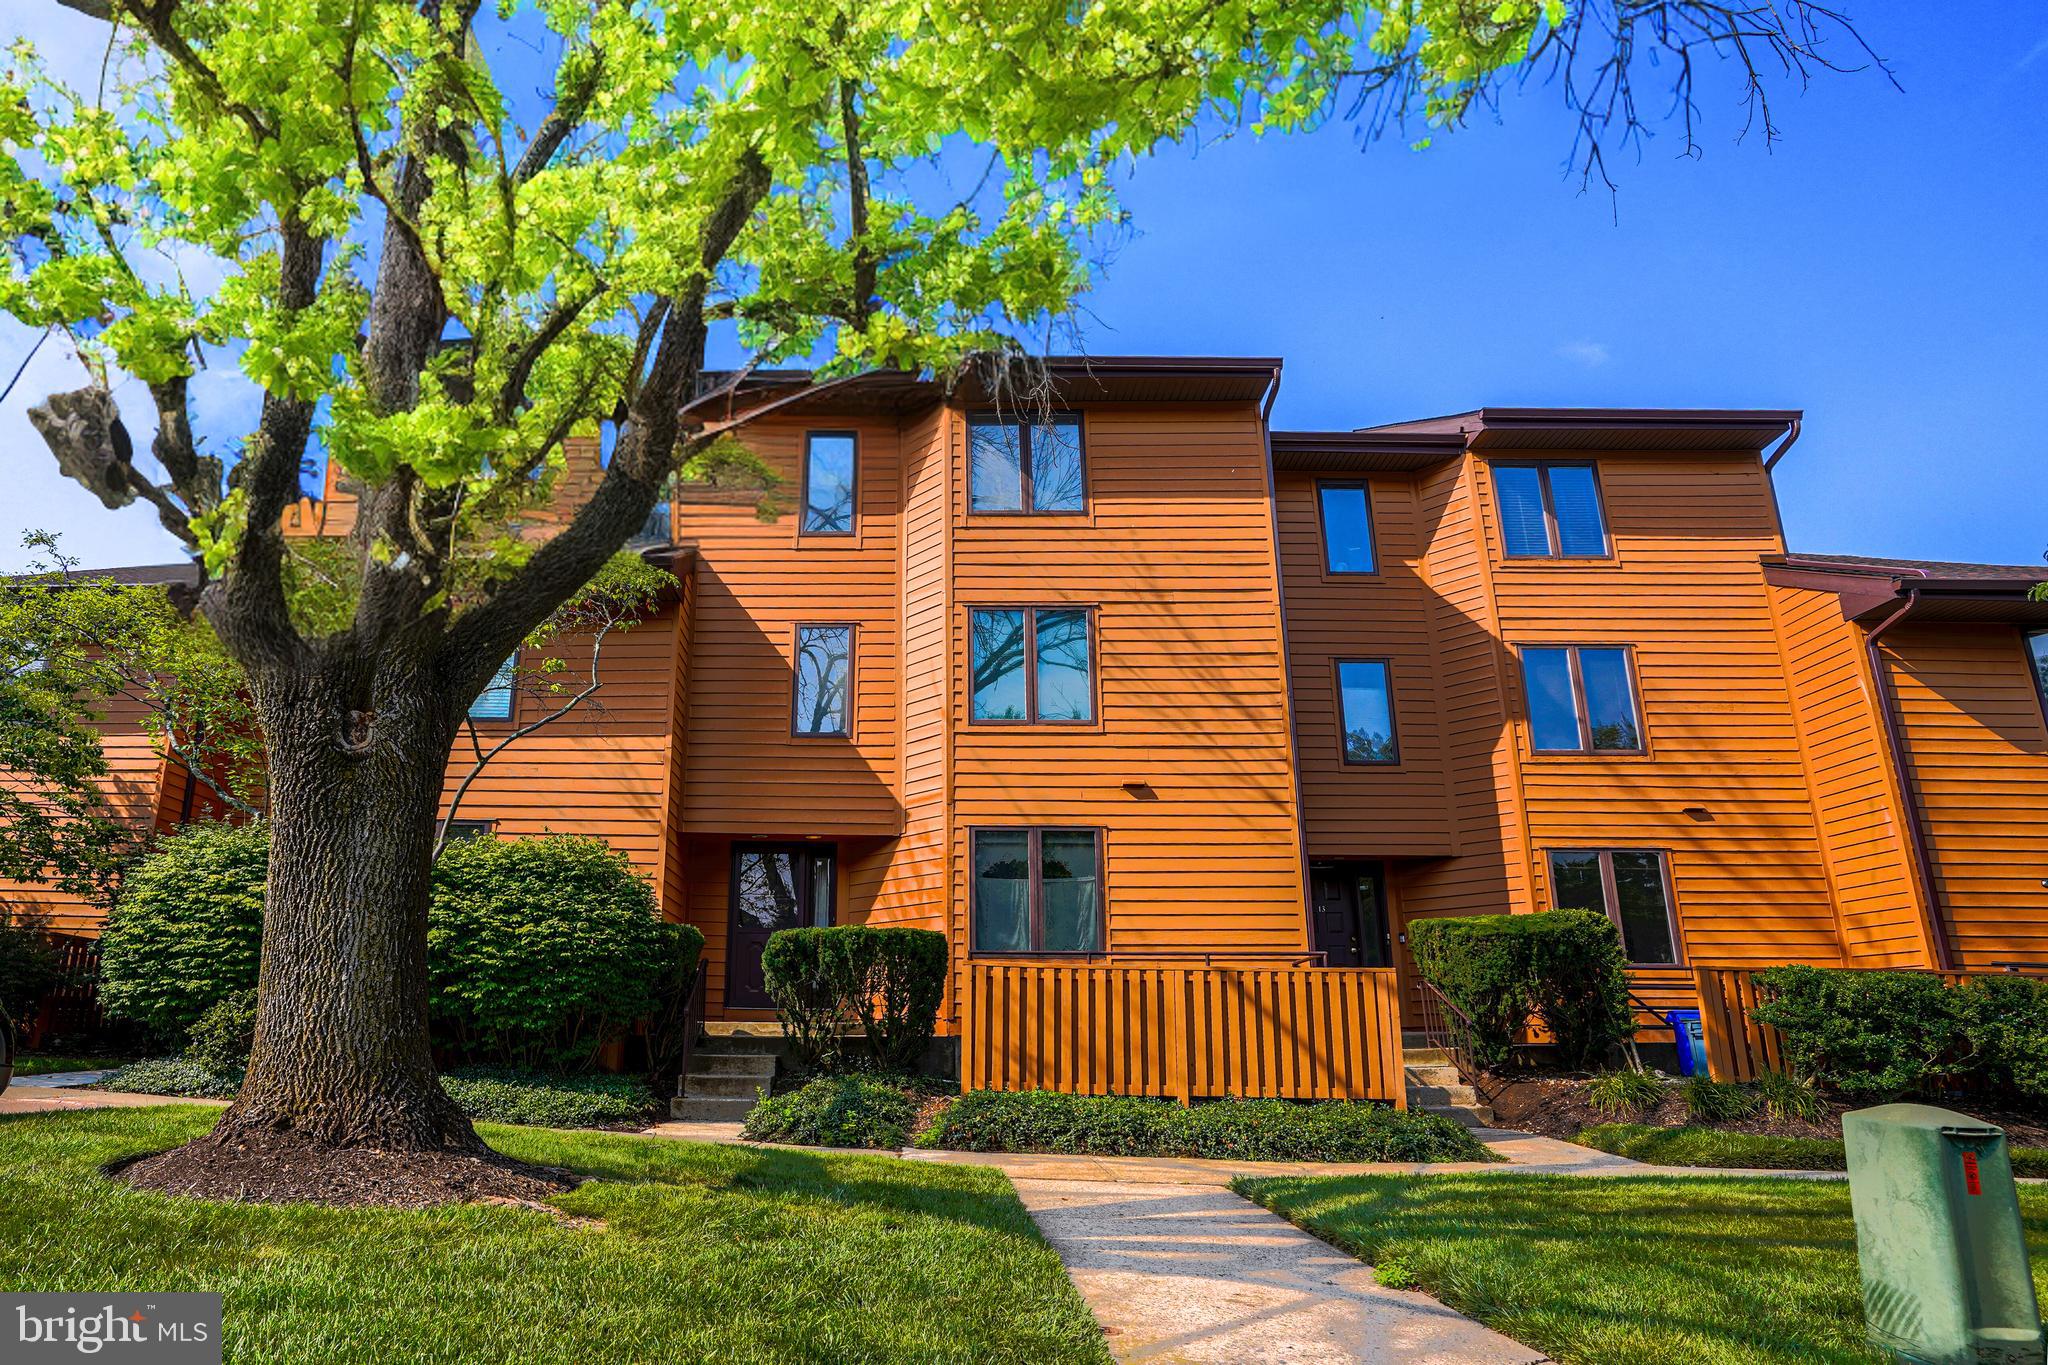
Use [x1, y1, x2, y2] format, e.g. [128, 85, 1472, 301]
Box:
[736, 851, 799, 930]
[795, 625, 851, 734]
[970, 609, 1028, 719]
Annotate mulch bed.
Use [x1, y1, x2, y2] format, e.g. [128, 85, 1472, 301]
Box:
[1489, 1074, 2048, 1148]
[109, 1131, 581, 1209]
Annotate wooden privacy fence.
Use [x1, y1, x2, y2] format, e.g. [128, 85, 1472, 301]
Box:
[1694, 963, 2048, 1084]
[962, 962, 1405, 1105]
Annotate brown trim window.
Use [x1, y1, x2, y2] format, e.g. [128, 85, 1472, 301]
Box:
[801, 431, 857, 534]
[968, 413, 1086, 513]
[970, 607, 1095, 724]
[2026, 631, 2048, 725]
[1316, 481, 1377, 574]
[1335, 659, 1398, 764]
[468, 655, 516, 721]
[1520, 645, 1643, 753]
[1547, 848, 1681, 966]
[792, 624, 854, 736]
[1493, 461, 1610, 559]
[972, 827, 1103, 953]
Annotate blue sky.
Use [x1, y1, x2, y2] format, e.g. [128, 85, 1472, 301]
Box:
[3, 2, 2044, 570]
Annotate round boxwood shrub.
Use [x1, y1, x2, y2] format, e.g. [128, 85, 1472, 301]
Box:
[742, 1075, 920, 1149]
[98, 822, 266, 1044]
[428, 834, 701, 1070]
[761, 925, 946, 1072]
[1408, 909, 1634, 1071]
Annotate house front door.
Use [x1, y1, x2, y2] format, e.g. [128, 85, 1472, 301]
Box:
[1309, 860, 1392, 968]
[727, 843, 836, 1011]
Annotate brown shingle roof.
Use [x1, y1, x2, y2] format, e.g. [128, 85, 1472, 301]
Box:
[1778, 552, 2048, 583]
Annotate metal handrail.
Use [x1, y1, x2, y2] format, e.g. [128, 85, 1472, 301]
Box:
[1413, 977, 1509, 1104]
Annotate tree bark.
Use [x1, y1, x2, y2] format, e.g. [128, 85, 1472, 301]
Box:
[210, 654, 479, 1152]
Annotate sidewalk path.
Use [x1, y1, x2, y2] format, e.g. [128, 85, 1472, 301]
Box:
[0, 1084, 225, 1116]
[1009, 1177, 1547, 1363]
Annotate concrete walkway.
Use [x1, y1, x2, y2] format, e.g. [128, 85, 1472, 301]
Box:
[0, 1084, 224, 1115]
[1011, 1177, 1547, 1364]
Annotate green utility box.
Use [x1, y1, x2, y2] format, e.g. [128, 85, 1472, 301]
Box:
[1844, 1103, 2044, 1365]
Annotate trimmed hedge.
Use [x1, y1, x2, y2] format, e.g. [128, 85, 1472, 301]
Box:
[742, 1075, 920, 1149]
[1751, 965, 1964, 1099]
[760, 926, 946, 1072]
[437, 1066, 659, 1128]
[1955, 974, 2048, 1102]
[98, 822, 266, 1043]
[428, 835, 702, 1071]
[917, 1091, 1491, 1162]
[185, 988, 256, 1072]
[1408, 910, 1634, 1070]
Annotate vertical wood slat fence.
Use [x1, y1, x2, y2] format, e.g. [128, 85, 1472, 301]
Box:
[1694, 963, 2047, 1084]
[963, 962, 1405, 1105]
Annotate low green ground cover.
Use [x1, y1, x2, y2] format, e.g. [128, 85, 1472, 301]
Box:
[1239, 1171, 2048, 1365]
[744, 1075, 925, 1149]
[10, 1054, 131, 1077]
[919, 1090, 1491, 1162]
[1576, 1123, 2048, 1178]
[0, 1107, 1108, 1365]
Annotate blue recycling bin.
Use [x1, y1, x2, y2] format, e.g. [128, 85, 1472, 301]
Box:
[1666, 1009, 1708, 1077]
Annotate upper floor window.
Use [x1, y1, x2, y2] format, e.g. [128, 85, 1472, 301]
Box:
[972, 827, 1102, 953]
[1336, 659, 1398, 764]
[469, 656, 516, 721]
[2027, 632, 2048, 722]
[969, 414, 1085, 514]
[1317, 482, 1377, 574]
[1495, 462, 1609, 559]
[1548, 848, 1680, 965]
[1521, 645, 1642, 753]
[802, 432, 857, 534]
[793, 624, 853, 736]
[970, 607, 1094, 724]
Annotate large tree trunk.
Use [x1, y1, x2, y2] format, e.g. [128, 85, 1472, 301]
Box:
[211, 659, 479, 1152]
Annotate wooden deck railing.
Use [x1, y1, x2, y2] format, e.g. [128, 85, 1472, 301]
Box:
[1694, 963, 2048, 1083]
[962, 962, 1405, 1105]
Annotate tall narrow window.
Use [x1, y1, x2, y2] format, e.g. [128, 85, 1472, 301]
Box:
[1548, 849, 1680, 965]
[793, 624, 853, 736]
[1336, 659, 1398, 764]
[971, 607, 1095, 724]
[968, 414, 1086, 513]
[972, 827, 1102, 953]
[1317, 482, 1377, 574]
[2026, 631, 2048, 723]
[469, 655, 516, 720]
[1520, 646, 1642, 753]
[801, 431, 857, 534]
[1494, 462, 1610, 558]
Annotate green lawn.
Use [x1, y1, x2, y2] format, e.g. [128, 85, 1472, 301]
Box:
[1238, 1172, 2048, 1365]
[10, 1054, 131, 1076]
[1576, 1123, 2048, 1179]
[0, 1107, 1108, 1365]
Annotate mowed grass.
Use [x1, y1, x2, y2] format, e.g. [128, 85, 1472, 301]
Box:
[10, 1054, 131, 1076]
[1576, 1123, 2048, 1179]
[0, 1108, 1109, 1365]
[1238, 1172, 2048, 1365]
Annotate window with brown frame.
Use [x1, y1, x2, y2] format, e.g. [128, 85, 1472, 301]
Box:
[969, 607, 1094, 724]
[469, 655, 516, 721]
[1520, 645, 1643, 753]
[792, 624, 853, 736]
[1335, 658, 1398, 764]
[2026, 631, 2048, 725]
[971, 827, 1103, 953]
[800, 431, 857, 534]
[1316, 481, 1377, 574]
[1547, 848, 1681, 965]
[968, 414, 1086, 513]
[1493, 461, 1610, 559]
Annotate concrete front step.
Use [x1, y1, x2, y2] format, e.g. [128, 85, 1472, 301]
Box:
[1423, 1103, 1497, 1129]
[697, 1025, 787, 1056]
[1404, 1063, 1462, 1089]
[1402, 1046, 1453, 1067]
[671, 1095, 757, 1122]
[683, 1073, 773, 1100]
[687, 1052, 778, 1080]
[1407, 1081, 1481, 1108]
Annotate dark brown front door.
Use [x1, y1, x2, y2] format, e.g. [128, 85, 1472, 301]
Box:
[727, 843, 836, 1010]
[1309, 861, 1391, 968]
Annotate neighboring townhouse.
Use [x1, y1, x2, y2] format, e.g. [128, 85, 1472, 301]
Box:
[7, 356, 2045, 1095]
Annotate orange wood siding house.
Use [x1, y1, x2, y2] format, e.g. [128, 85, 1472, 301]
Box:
[11, 358, 2048, 1086]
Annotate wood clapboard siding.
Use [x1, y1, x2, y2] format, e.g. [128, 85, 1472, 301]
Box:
[676, 414, 903, 836]
[1276, 471, 1456, 856]
[1766, 582, 1931, 965]
[962, 961, 1404, 1102]
[943, 404, 1306, 983]
[1881, 622, 2048, 968]
[1478, 453, 1842, 972]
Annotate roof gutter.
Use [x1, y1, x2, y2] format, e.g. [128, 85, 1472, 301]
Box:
[1759, 415, 1801, 550]
[1252, 363, 1316, 954]
[1862, 585, 1955, 970]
